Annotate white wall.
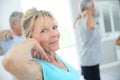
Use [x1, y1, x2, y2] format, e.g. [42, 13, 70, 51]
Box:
[0, 0, 22, 30]
[69, 0, 80, 22]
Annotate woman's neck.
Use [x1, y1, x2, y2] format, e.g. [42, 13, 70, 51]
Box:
[46, 52, 58, 63]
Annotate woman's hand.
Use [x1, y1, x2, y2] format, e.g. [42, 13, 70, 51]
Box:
[24, 39, 51, 62]
[31, 44, 51, 62]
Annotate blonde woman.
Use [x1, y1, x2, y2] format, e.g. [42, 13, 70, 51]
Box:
[2, 8, 80, 80]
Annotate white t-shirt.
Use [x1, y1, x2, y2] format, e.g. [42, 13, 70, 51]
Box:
[75, 17, 102, 66]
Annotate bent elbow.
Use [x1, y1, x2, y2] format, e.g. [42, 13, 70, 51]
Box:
[90, 26, 95, 30]
[87, 26, 95, 30]
[116, 41, 120, 45]
[2, 56, 12, 72]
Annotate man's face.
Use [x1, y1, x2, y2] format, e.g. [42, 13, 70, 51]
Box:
[13, 17, 23, 36]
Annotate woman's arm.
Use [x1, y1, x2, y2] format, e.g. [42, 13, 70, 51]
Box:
[116, 36, 120, 45]
[2, 39, 45, 80]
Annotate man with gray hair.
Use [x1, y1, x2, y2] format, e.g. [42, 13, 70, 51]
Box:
[74, 0, 101, 80]
[0, 11, 24, 80]
[0, 11, 24, 55]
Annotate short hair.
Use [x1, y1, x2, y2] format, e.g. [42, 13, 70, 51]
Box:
[23, 8, 57, 38]
[79, 0, 93, 12]
[9, 11, 23, 29]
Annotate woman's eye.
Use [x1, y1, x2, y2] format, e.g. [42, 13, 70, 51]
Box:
[41, 29, 47, 33]
[53, 25, 57, 29]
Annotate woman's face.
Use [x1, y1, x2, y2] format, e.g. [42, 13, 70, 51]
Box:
[31, 17, 60, 53]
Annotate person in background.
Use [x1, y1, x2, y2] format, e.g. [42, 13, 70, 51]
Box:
[73, 0, 102, 80]
[2, 8, 80, 80]
[0, 47, 2, 55]
[116, 36, 120, 45]
[0, 11, 24, 55]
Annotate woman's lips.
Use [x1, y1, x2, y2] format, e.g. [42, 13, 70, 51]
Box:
[50, 40, 59, 45]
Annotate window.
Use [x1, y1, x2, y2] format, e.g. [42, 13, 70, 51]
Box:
[103, 9, 111, 33]
[94, 0, 120, 37]
[112, 3, 120, 32]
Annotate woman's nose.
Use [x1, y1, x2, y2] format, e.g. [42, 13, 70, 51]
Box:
[49, 30, 57, 38]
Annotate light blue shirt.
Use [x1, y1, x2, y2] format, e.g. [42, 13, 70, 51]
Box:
[0, 35, 24, 54]
[33, 55, 80, 80]
[76, 17, 101, 66]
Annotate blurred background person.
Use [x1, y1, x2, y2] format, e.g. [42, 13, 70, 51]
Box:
[0, 47, 2, 55]
[0, 11, 24, 55]
[116, 36, 120, 45]
[73, 0, 102, 80]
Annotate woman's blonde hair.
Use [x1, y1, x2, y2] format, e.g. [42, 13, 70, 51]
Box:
[23, 8, 57, 38]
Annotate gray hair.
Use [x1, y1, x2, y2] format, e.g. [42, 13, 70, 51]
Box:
[79, 0, 93, 12]
[23, 8, 57, 38]
[9, 11, 23, 29]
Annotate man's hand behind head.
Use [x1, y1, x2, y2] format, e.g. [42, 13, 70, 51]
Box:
[3, 30, 14, 40]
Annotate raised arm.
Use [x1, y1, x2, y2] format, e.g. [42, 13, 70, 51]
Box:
[73, 10, 95, 30]
[84, 10, 95, 30]
[0, 30, 13, 41]
[0, 47, 3, 55]
[73, 13, 81, 29]
[116, 36, 120, 45]
[2, 39, 45, 80]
